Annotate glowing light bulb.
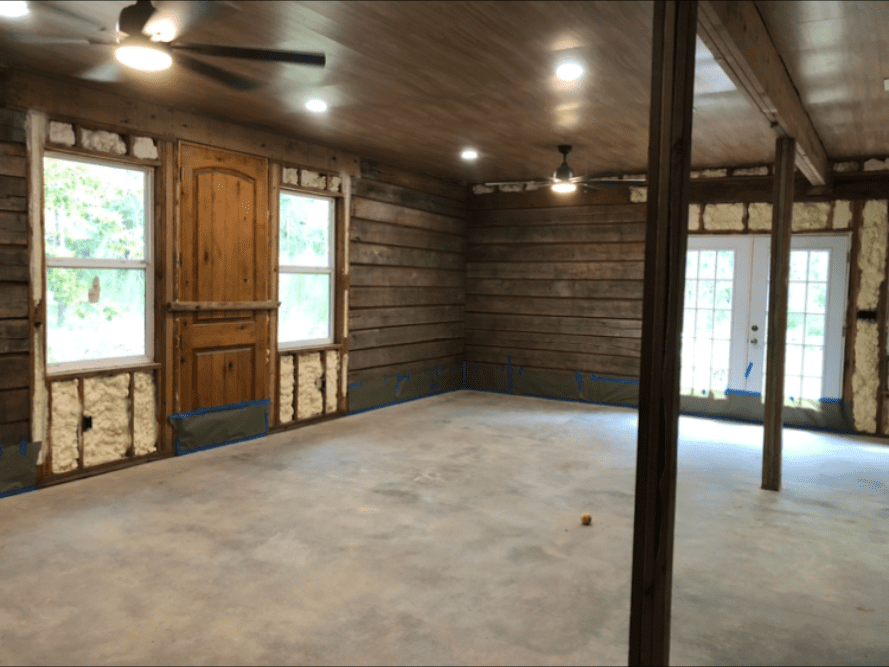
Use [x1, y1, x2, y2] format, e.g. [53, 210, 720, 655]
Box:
[552, 182, 577, 193]
[461, 149, 478, 160]
[556, 61, 584, 81]
[306, 99, 328, 113]
[0, 1, 29, 18]
[115, 42, 172, 71]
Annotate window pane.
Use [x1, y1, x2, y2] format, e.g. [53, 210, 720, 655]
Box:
[686, 251, 699, 279]
[279, 192, 332, 267]
[713, 309, 732, 339]
[805, 314, 825, 345]
[807, 282, 827, 314]
[714, 280, 732, 309]
[44, 157, 145, 260]
[786, 313, 804, 344]
[804, 345, 824, 379]
[279, 273, 330, 342]
[697, 280, 715, 308]
[716, 251, 734, 279]
[785, 344, 803, 376]
[46, 268, 145, 364]
[699, 251, 716, 279]
[789, 251, 808, 281]
[788, 282, 806, 312]
[801, 376, 821, 401]
[808, 251, 829, 282]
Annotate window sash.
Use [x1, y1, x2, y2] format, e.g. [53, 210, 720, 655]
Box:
[44, 154, 154, 372]
[278, 191, 336, 349]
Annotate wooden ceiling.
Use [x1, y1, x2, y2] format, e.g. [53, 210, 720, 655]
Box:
[0, 1, 885, 183]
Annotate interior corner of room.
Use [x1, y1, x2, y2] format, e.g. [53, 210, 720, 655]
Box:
[1, 1, 888, 665]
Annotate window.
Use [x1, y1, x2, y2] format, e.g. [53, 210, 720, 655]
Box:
[681, 235, 849, 406]
[44, 155, 153, 371]
[278, 190, 335, 348]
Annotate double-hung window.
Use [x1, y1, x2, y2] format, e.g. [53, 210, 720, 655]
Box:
[44, 154, 153, 371]
[278, 190, 335, 348]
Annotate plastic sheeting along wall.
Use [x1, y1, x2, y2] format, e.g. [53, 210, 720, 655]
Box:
[50, 380, 79, 474]
[279, 355, 295, 423]
[82, 374, 129, 467]
[133, 372, 157, 456]
[297, 352, 323, 419]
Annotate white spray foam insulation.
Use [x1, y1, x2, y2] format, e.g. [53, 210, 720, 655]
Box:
[300, 170, 326, 189]
[325, 352, 339, 413]
[833, 161, 858, 172]
[341, 352, 349, 399]
[328, 175, 342, 192]
[630, 187, 647, 203]
[80, 129, 126, 155]
[857, 201, 888, 311]
[791, 202, 830, 231]
[282, 168, 299, 185]
[132, 137, 158, 160]
[133, 372, 157, 456]
[47, 121, 75, 146]
[732, 166, 768, 176]
[33, 339, 48, 461]
[702, 203, 744, 231]
[82, 374, 130, 467]
[472, 184, 495, 195]
[498, 183, 523, 193]
[698, 168, 728, 178]
[688, 204, 701, 231]
[748, 203, 771, 231]
[523, 182, 543, 191]
[297, 352, 323, 419]
[832, 201, 852, 229]
[863, 158, 888, 172]
[279, 355, 295, 423]
[853, 320, 879, 433]
[50, 381, 80, 474]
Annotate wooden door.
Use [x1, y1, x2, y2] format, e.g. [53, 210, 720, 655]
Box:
[176, 142, 270, 413]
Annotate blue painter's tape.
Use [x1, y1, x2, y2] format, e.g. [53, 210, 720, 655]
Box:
[461, 361, 468, 388]
[0, 485, 37, 500]
[575, 370, 583, 393]
[745, 362, 753, 378]
[818, 397, 844, 404]
[725, 388, 762, 397]
[517, 366, 524, 376]
[19, 436, 27, 457]
[430, 383, 440, 391]
[170, 398, 271, 421]
[507, 355, 513, 394]
[590, 373, 640, 386]
[383, 375, 388, 384]
[0, 443, 3, 457]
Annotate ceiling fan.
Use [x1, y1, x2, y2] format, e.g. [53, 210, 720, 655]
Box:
[11, 0, 325, 90]
[483, 145, 646, 193]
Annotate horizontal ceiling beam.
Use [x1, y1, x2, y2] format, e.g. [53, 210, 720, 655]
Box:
[698, 0, 830, 186]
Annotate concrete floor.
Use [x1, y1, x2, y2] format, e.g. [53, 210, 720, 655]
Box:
[1, 391, 887, 666]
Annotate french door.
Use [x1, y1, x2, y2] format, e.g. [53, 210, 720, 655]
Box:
[682, 235, 849, 404]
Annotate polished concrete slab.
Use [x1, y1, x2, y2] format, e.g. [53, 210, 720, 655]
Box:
[1, 391, 887, 666]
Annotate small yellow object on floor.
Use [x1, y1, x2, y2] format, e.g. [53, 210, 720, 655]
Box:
[581, 513, 592, 525]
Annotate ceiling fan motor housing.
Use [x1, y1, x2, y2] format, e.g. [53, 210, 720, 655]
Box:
[554, 145, 575, 181]
[118, 0, 156, 37]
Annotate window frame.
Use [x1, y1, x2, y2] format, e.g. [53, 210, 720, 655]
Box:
[44, 152, 154, 374]
[276, 187, 336, 350]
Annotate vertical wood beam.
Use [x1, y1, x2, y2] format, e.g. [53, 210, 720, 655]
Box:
[762, 136, 795, 491]
[628, 2, 697, 665]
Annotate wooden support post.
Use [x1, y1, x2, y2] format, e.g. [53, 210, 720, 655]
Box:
[762, 136, 795, 491]
[628, 2, 697, 665]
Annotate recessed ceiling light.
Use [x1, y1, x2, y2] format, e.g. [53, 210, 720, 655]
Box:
[305, 99, 328, 113]
[461, 149, 478, 160]
[0, 1, 29, 18]
[555, 61, 584, 82]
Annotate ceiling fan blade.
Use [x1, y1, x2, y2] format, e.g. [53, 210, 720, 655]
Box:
[170, 43, 325, 66]
[32, 1, 109, 32]
[80, 60, 126, 83]
[144, 1, 223, 42]
[11, 35, 115, 46]
[174, 52, 262, 91]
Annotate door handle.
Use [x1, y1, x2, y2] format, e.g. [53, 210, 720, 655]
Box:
[750, 338, 758, 344]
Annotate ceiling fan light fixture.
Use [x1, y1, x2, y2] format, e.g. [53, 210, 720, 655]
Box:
[115, 37, 172, 71]
[552, 182, 577, 194]
[0, 1, 29, 18]
[552, 144, 576, 192]
[461, 149, 479, 160]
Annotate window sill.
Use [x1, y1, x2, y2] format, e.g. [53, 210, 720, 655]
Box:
[46, 362, 161, 382]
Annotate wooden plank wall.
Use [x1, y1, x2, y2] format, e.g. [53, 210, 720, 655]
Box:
[0, 108, 30, 449]
[348, 161, 468, 393]
[466, 195, 646, 380]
